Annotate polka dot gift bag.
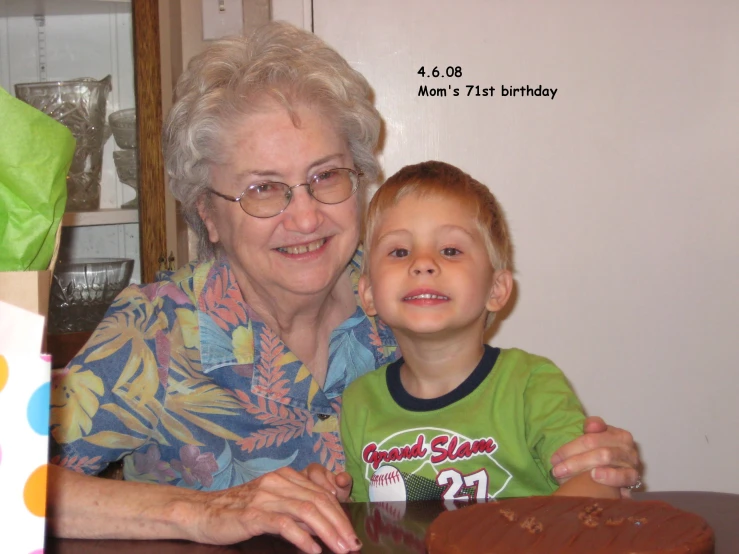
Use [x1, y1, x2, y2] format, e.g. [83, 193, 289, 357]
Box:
[0, 301, 51, 553]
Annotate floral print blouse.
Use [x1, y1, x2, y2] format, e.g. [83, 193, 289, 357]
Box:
[49, 250, 399, 490]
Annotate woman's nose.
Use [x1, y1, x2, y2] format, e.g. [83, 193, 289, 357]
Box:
[283, 185, 322, 232]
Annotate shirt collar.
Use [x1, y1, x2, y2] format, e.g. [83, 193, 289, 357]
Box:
[196, 252, 370, 412]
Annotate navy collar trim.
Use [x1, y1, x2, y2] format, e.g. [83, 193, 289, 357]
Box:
[386, 345, 500, 412]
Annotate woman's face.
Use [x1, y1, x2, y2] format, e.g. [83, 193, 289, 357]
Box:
[199, 102, 361, 302]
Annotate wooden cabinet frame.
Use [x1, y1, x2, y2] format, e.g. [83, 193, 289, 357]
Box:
[133, 0, 167, 283]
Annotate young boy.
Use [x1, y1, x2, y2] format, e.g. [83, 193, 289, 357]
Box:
[340, 161, 619, 502]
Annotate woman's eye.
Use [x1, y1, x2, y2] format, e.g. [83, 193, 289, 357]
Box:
[315, 169, 335, 181]
[390, 248, 409, 258]
[252, 182, 281, 195]
[441, 247, 461, 256]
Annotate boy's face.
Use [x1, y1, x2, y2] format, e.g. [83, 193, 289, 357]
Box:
[360, 193, 510, 339]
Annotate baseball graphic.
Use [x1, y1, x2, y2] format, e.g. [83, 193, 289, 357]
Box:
[362, 428, 513, 501]
[369, 465, 407, 502]
[375, 500, 407, 521]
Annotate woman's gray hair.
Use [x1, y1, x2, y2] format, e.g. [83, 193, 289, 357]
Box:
[163, 21, 383, 259]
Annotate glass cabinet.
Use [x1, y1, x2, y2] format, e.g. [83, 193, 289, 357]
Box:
[1, 0, 166, 363]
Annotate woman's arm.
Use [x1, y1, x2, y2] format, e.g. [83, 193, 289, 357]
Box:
[550, 416, 642, 494]
[47, 464, 362, 553]
[47, 465, 194, 540]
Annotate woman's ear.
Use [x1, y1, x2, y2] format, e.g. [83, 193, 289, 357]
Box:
[358, 275, 378, 316]
[486, 269, 513, 313]
[197, 195, 220, 244]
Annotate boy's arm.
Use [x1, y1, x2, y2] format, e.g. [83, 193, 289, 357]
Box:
[524, 358, 618, 498]
[302, 464, 353, 501]
[339, 388, 369, 502]
[553, 471, 621, 498]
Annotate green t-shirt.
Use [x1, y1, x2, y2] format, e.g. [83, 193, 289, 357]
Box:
[341, 346, 585, 502]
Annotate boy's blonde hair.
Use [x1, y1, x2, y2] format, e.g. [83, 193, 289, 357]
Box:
[363, 160, 513, 276]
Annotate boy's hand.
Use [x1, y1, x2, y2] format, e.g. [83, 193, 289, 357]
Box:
[303, 463, 353, 502]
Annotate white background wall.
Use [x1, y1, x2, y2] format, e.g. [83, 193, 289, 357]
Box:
[310, 1, 739, 493]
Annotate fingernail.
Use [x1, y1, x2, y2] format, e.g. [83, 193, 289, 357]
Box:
[338, 537, 361, 552]
[311, 543, 322, 554]
[337, 539, 349, 553]
[551, 465, 566, 478]
[591, 468, 604, 482]
[550, 453, 562, 465]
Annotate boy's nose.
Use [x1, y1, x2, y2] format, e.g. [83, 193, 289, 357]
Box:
[410, 255, 438, 275]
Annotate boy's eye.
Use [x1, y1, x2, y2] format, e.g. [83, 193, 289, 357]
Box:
[441, 247, 461, 256]
[390, 248, 409, 258]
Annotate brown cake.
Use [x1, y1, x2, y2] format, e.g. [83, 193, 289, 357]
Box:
[425, 496, 714, 553]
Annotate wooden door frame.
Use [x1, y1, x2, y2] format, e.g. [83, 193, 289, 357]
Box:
[132, 0, 166, 283]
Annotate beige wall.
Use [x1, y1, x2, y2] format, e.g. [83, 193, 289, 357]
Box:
[314, 0, 739, 493]
[271, 0, 311, 29]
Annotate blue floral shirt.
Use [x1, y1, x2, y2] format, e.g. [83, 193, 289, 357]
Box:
[49, 250, 399, 490]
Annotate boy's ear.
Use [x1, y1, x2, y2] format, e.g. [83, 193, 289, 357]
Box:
[358, 275, 378, 316]
[486, 269, 513, 313]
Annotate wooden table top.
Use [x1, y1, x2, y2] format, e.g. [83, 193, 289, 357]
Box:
[46, 491, 739, 553]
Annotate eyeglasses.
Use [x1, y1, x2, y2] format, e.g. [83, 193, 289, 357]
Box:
[208, 167, 362, 218]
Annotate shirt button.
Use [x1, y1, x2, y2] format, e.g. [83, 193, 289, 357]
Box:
[317, 413, 331, 420]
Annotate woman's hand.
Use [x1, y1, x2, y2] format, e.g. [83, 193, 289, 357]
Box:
[303, 463, 353, 502]
[550, 416, 642, 497]
[187, 466, 361, 553]
[48, 462, 361, 553]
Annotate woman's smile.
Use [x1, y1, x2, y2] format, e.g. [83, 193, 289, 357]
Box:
[276, 237, 329, 256]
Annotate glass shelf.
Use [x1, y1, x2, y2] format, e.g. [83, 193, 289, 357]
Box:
[5, 0, 131, 19]
[61, 208, 139, 227]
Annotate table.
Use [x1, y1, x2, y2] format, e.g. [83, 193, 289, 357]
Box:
[46, 491, 739, 553]
[633, 491, 739, 553]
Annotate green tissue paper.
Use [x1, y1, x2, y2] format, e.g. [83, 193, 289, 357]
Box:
[0, 85, 74, 271]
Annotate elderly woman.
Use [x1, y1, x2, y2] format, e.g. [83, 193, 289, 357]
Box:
[48, 21, 640, 554]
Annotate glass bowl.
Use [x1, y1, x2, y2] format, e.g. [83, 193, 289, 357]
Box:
[48, 258, 134, 334]
[109, 108, 137, 149]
